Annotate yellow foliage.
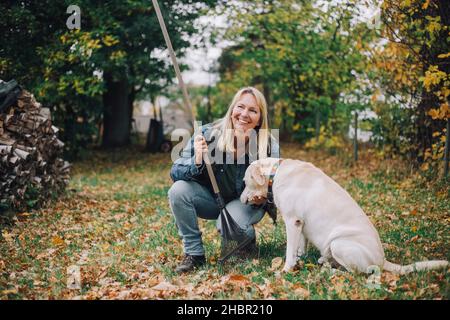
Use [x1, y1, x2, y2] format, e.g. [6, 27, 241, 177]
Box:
[421, 65, 447, 91]
[426, 19, 441, 34]
[428, 103, 450, 120]
[304, 126, 345, 152]
[401, 0, 412, 8]
[437, 52, 450, 59]
[102, 35, 119, 47]
[110, 50, 126, 60]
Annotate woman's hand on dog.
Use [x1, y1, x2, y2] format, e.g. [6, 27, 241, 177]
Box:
[249, 195, 266, 205]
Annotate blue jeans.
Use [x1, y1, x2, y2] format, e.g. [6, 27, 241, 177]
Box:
[168, 180, 265, 256]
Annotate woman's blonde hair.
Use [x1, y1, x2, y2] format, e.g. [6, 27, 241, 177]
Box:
[213, 86, 270, 159]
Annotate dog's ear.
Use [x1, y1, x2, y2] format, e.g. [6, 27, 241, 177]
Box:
[251, 165, 266, 186]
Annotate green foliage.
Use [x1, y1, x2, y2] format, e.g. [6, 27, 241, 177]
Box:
[209, 0, 375, 143]
[0, 0, 217, 158]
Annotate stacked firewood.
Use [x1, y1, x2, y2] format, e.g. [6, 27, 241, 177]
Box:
[0, 90, 70, 212]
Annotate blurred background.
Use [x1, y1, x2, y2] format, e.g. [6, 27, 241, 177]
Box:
[0, 0, 448, 167]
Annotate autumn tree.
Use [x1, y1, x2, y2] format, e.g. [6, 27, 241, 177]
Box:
[0, 0, 216, 156]
[374, 0, 449, 167]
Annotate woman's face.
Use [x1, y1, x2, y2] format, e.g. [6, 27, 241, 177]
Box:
[231, 93, 261, 133]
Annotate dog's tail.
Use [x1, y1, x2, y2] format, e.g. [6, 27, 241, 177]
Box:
[383, 259, 448, 275]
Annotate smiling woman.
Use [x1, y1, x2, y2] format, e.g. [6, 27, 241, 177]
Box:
[167, 86, 280, 273]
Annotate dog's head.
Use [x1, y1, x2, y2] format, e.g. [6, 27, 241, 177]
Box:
[241, 158, 282, 204]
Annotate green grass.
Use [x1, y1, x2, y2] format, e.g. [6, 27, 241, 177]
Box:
[0, 145, 448, 299]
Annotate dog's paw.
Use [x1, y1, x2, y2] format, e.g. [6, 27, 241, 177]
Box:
[282, 265, 293, 273]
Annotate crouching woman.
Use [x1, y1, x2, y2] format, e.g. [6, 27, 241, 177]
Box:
[168, 87, 279, 273]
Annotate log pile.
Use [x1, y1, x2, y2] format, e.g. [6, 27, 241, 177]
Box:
[0, 90, 70, 212]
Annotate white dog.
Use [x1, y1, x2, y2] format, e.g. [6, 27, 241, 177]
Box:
[241, 158, 449, 274]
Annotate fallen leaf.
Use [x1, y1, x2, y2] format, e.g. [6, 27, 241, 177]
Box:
[293, 285, 310, 298]
[382, 272, 400, 289]
[52, 236, 65, 247]
[2, 231, 14, 244]
[271, 257, 283, 270]
[151, 281, 177, 291]
[407, 235, 420, 243]
[1, 289, 18, 295]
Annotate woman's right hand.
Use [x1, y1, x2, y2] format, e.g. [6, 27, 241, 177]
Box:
[194, 135, 208, 165]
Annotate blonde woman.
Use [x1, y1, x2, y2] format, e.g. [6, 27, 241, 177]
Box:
[168, 87, 279, 273]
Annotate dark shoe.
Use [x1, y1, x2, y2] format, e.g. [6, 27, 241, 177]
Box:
[175, 254, 206, 273]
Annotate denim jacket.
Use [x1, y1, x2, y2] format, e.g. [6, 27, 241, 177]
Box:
[170, 124, 280, 223]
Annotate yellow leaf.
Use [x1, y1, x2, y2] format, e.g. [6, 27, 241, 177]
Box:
[437, 52, 450, 59]
[102, 35, 119, 47]
[52, 236, 65, 246]
[2, 231, 14, 243]
[428, 108, 440, 119]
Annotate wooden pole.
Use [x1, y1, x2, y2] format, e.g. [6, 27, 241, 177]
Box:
[151, 0, 221, 195]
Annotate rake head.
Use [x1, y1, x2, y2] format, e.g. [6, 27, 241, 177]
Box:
[218, 206, 255, 264]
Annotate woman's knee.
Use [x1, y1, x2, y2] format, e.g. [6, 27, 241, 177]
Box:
[168, 180, 192, 203]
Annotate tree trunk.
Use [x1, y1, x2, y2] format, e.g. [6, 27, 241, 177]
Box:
[206, 84, 212, 123]
[128, 86, 136, 138]
[102, 72, 131, 148]
[415, 90, 439, 162]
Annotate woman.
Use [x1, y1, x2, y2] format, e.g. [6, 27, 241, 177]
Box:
[168, 87, 279, 273]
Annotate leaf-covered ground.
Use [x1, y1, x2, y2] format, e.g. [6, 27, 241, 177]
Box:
[1, 144, 449, 299]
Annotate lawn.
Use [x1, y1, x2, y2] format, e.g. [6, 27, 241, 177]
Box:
[0, 143, 449, 299]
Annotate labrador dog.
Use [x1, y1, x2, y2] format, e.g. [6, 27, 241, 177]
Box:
[241, 158, 448, 274]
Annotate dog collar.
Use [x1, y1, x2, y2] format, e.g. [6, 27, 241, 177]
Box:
[268, 159, 283, 188]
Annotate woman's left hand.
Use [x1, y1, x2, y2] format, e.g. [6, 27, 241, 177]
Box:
[249, 196, 266, 205]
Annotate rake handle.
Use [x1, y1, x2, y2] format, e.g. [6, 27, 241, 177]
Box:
[151, 0, 221, 195]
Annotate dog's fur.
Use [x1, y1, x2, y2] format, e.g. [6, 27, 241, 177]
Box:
[241, 158, 449, 274]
